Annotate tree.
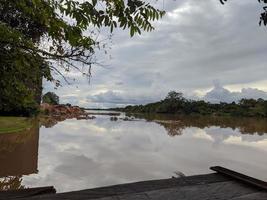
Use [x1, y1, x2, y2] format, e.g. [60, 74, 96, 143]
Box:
[0, 0, 165, 83]
[0, 0, 164, 115]
[0, 176, 25, 191]
[42, 92, 59, 105]
[165, 91, 184, 102]
[0, 0, 48, 115]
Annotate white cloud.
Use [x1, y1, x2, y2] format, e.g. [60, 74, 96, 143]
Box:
[43, 0, 267, 108]
[204, 81, 267, 103]
[87, 90, 161, 107]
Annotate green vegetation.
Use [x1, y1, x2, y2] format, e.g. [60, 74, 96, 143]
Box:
[0, 117, 32, 134]
[42, 92, 59, 105]
[0, 176, 25, 191]
[0, 0, 164, 116]
[115, 91, 267, 118]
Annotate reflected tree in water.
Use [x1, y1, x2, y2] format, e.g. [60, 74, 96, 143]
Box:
[0, 121, 39, 186]
[130, 113, 267, 136]
[39, 115, 79, 128]
[39, 117, 60, 128]
[0, 176, 25, 191]
[154, 120, 186, 137]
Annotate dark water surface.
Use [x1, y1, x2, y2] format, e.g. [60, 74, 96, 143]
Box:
[0, 113, 267, 192]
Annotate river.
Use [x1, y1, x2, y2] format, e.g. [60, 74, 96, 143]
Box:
[0, 112, 267, 192]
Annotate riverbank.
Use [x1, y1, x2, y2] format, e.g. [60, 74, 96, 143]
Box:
[40, 103, 86, 118]
[0, 104, 89, 134]
[0, 117, 33, 134]
[38, 103, 91, 127]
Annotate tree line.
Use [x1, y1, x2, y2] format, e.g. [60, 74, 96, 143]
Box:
[115, 91, 267, 118]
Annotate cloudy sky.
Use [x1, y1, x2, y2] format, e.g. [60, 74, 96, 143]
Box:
[44, 0, 267, 108]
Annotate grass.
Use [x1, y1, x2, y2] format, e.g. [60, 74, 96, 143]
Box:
[0, 117, 32, 134]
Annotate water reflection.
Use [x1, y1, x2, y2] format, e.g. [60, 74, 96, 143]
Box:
[130, 114, 267, 136]
[0, 120, 39, 190]
[0, 114, 266, 192]
[0, 176, 25, 191]
[39, 116, 67, 128]
[153, 120, 185, 136]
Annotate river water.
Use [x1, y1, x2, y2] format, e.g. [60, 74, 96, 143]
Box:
[0, 112, 267, 192]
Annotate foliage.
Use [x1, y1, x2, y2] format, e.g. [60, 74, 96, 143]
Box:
[116, 91, 267, 118]
[0, 0, 165, 82]
[0, 0, 164, 116]
[42, 92, 59, 105]
[0, 176, 25, 191]
[0, 48, 43, 116]
[165, 91, 184, 101]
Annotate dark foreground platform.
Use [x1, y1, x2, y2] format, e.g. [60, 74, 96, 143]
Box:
[1, 167, 267, 200]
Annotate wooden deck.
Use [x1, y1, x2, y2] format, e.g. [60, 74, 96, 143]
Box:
[1, 167, 267, 200]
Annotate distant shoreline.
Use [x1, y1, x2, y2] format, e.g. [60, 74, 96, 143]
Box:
[109, 92, 267, 118]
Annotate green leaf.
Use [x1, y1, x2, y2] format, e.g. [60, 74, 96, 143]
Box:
[130, 26, 135, 37]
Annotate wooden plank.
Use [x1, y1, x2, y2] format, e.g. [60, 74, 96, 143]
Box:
[9, 173, 229, 200]
[0, 186, 56, 200]
[230, 192, 267, 200]
[52, 173, 229, 199]
[23, 181, 266, 200]
[143, 181, 261, 200]
[110, 181, 262, 200]
[4, 170, 266, 200]
[210, 166, 267, 191]
[6, 181, 253, 200]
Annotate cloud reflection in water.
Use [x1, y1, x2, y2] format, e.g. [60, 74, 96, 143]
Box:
[17, 115, 267, 192]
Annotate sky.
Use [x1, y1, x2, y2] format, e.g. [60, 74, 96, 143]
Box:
[44, 0, 267, 108]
